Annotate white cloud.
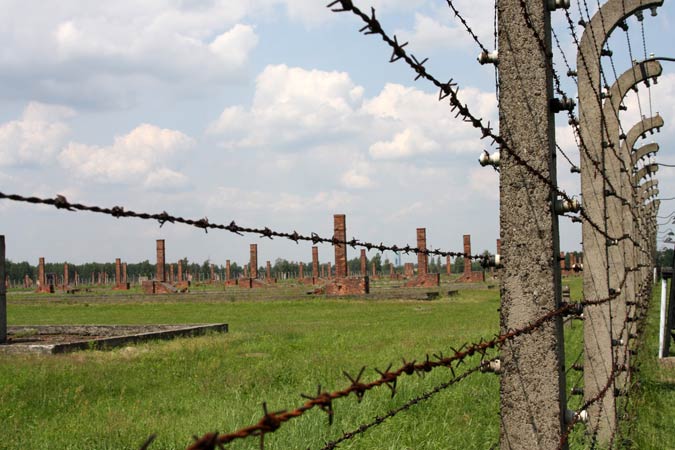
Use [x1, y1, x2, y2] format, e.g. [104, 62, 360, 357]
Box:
[341, 159, 374, 189]
[58, 124, 194, 189]
[0, 2, 263, 106]
[469, 167, 499, 200]
[395, 2, 495, 53]
[369, 127, 440, 159]
[207, 187, 353, 212]
[0, 102, 74, 167]
[208, 64, 365, 148]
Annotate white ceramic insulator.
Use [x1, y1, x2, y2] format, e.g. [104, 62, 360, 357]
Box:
[548, 0, 570, 10]
[479, 150, 500, 167]
[565, 409, 589, 424]
[555, 198, 581, 214]
[478, 50, 499, 65]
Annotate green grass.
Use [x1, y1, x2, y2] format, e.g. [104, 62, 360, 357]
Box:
[0, 277, 672, 449]
[2, 288, 502, 450]
[619, 281, 675, 449]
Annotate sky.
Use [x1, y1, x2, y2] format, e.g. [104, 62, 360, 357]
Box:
[0, 0, 674, 267]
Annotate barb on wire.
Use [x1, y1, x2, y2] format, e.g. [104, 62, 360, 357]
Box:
[444, 0, 488, 53]
[182, 301, 573, 449]
[330, 0, 633, 249]
[0, 191, 486, 262]
[320, 362, 487, 449]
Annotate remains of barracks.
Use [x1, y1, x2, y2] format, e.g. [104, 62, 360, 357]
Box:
[323, 214, 369, 295]
[404, 228, 440, 288]
[457, 234, 485, 282]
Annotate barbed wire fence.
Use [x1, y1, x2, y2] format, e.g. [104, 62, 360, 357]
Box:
[0, 0, 666, 449]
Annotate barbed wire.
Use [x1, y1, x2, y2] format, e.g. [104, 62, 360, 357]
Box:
[443, 0, 487, 53]
[329, 0, 636, 249]
[180, 300, 576, 449]
[0, 191, 487, 262]
[559, 270, 653, 449]
[319, 361, 488, 450]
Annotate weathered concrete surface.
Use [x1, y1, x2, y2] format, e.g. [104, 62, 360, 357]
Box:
[578, 2, 662, 442]
[599, 62, 663, 395]
[1, 324, 228, 355]
[499, 1, 567, 448]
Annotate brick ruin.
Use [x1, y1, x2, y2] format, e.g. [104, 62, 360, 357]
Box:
[322, 214, 369, 295]
[239, 244, 268, 288]
[446, 255, 452, 275]
[312, 247, 319, 279]
[142, 240, 185, 294]
[404, 263, 414, 278]
[560, 251, 582, 276]
[266, 261, 276, 283]
[360, 249, 367, 277]
[298, 247, 320, 285]
[113, 258, 130, 290]
[405, 228, 440, 288]
[457, 234, 485, 283]
[36, 257, 54, 293]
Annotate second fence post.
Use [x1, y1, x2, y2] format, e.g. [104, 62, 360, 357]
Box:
[498, 1, 567, 448]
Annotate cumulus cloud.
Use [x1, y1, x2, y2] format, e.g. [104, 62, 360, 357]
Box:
[207, 187, 353, 212]
[0, 1, 262, 106]
[209, 66, 496, 156]
[0, 102, 74, 167]
[207, 64, 365, 148]
[58, 124, 194, 189]
[369, 127, 440, 159]
[395, 2, 495, 53]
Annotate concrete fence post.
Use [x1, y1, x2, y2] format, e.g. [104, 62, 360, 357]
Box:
[498, 1, 567, 448]
[577, 1, 662, 442]
[601, 60, 662, 394]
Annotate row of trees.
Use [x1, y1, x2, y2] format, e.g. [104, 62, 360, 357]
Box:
[4, 252, 494, 283]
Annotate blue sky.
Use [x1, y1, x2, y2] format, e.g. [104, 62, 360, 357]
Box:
[0, 0, 673, 267]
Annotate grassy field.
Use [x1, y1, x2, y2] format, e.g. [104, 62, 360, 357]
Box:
[0, 277, 672, 449]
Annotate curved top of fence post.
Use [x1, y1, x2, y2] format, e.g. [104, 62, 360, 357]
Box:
[578, 0, 663, 76]
[604, 60, 662, 118]
[638, 178, 659, 200]
[626, 114, 664, 149]
[633, 163, 659, 186]
[577, 0, 664, 161]
[632, 143, 660, 166]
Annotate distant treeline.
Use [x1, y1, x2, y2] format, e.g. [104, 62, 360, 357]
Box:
[4, 253, 486, 282]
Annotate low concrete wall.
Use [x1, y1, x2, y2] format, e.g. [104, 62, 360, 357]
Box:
[1, 323, 228, 355]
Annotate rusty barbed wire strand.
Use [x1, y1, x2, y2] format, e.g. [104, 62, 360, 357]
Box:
[329, 0, 634, 249]
[444, 0, 488, 53]
[519, 1, 641, 220]
[573, 0, 636, 176]
[516, 4, 655, 252]
[558, 270, 652, 449]
[319, 362, 488, 450]
[0, 191, 486, 262]
[182, 301, 576, 449]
